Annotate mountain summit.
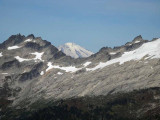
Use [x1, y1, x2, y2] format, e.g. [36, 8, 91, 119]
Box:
[1, 34, 160, 119]
[58, 42, 93, 58]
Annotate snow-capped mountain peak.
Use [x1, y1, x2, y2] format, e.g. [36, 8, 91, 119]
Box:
[58, 42, 94, 58]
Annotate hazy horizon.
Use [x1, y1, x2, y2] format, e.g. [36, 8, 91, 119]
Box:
[0, 0, 160, 52]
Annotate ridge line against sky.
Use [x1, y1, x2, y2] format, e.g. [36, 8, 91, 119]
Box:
[0, 0, 160, 52]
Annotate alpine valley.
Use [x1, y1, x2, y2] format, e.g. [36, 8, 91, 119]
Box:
[0, 34, 160, 120]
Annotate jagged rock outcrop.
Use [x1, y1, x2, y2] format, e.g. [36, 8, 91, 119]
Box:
[0, 34, 160, 119]
[87, 35, 148, 63]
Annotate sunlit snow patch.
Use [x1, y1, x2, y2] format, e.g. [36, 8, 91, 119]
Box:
[46, 62, 54, 72]
[128, 43, 132, 46]
[46, 62, 81, 73]
[1, 73, 8, 75]
[134, 40, 140, 43]
[8, 45, 21, 50]
[30, 52, 44, 62]
[83, 61, 91, 67]
[40, 71, 44, 75]
[109, 52, 117, 55]
[87, 38, 160, 71]
[15, 56, 32, 62]
[0, 52, 3, 57]
[24, 39, 32, 42]
[57, 72, 63, 75]
[15, 52, 44, 63]
[53, 65, 81, 73]
[7, 96, 15, 100]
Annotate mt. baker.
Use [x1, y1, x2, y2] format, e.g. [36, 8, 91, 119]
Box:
[1, 34, 160, 119]
[58, 42, 93, 58]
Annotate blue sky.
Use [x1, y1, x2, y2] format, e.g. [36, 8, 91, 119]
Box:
[0, 0, 160, 52]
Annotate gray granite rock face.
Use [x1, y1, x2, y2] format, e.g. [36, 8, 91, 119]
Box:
[0, 34, 159, 108]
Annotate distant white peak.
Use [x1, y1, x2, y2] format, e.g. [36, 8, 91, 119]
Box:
[8, 45, 21, 50]
[0, 52, 3, 57]
[65, 42, 76, 46]
[58, 42, 93, 58]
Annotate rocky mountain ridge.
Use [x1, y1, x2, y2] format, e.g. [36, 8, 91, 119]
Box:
[0, 34, 160, 119]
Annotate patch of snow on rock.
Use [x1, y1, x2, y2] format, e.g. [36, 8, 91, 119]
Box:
[128, 43, 132, 46]
[40, 71, 44, 75]
[8, 45, 21, 50]
[135, 41, 140, 43]
[0, 52, 3, 57]
[53, 65, 81, 73]
[57, 72, 63, 75]
[15, 56, 32, 62]
[46, 62, 54, 72]
[8, 97, 15, 100]
[83, 61, 92, 67]
[24, 39, 32, 42]
[1, 73, 8, 75]
[30, 52, 44, 61]
[109, 52, 117, 55]
[87, 38, 160, 71]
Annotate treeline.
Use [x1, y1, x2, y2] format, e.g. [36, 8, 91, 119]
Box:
[2, 87, 160, 120]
